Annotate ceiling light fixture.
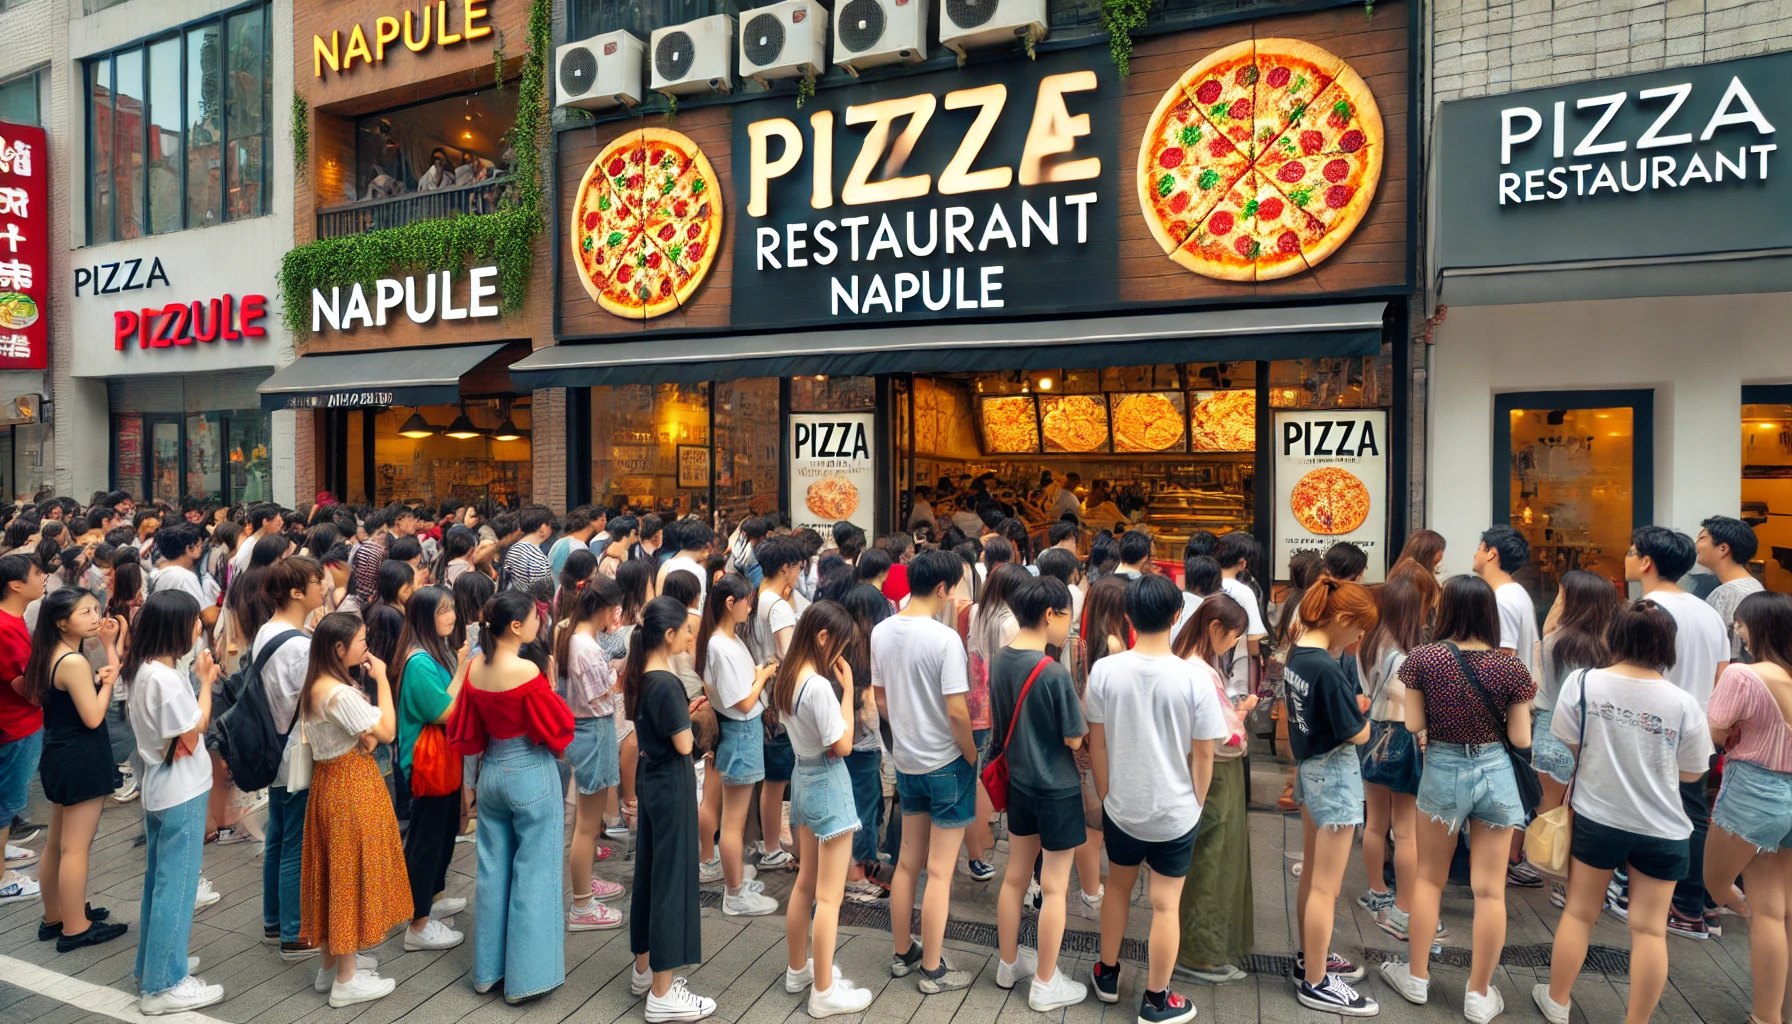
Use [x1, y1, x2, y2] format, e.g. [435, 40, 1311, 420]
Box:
[398, 410, 437, 438]
[443, 408, 483, 439]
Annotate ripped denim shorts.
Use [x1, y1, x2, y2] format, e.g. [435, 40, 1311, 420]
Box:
[1417, 741, 1526, 833]
[1294, 743, 1365, 830]
[1712, 758, 1792, 854]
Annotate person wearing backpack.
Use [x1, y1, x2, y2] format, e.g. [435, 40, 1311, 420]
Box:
[252, 558, 324, 960]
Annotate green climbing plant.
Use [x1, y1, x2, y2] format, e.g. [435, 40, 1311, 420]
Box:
[290, 91, 308, 180]
[277, 0, 550, 335]
[1101, 0, 1152, 77]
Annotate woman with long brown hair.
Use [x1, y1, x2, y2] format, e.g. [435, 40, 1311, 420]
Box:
[297, 612, 409, 1008]
[695, 573, 777, 914]
[391, 586, 470, 952]
[1079, 574, 1130, 674]
[1534, 570, 1617, 816]
[775, 600, 874, 1017]
[557, 576, 628, 931]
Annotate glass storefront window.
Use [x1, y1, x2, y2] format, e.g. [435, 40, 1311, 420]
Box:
[150, 417, 181, 504]
[114, 413, 144, 501]
[1741, 396, 1790, 593]
[715, 379, 778, 521]
[185, 22, 221, 227]
[372, 404, 532, 508]
[186, 412, 222, 500]
[229, 416, 271, 503]
[146, 36, 182, 235]
[224, 5, 268, 220]
[591, 384, 710, 518]
[1268, 348, 1393, 409]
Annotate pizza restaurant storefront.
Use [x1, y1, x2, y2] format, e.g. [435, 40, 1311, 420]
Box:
[1430, 50, 1792, 593]
[524, 0, 1418, 578]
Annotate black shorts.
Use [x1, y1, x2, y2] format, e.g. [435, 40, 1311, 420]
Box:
[1572, 813, 1690, 882]
[1007, 789, 1086, 852]
[1101, 810, 1198, 878]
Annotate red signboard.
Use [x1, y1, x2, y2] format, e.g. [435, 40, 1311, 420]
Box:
[0, 122, 46, 369]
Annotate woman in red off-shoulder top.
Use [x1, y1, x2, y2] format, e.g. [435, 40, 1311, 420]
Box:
[448, 592, 573, 1005]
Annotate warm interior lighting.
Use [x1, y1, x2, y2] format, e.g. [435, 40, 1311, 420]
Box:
[398, 411, 436, 438]
[491, 414, 525, 442]
[443, 411, 482, 439]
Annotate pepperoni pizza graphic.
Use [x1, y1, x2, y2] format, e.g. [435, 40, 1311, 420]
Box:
[1137, 39, 1382, 281]
[572, 128, 723, 319]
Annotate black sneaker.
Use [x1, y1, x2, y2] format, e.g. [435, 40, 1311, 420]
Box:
[1138, 988, 1198, 1024]
[37, 904, 106, 941]
[55, 919, 128, 953]
[889, 940, 922, 978]
[9, 816, 42, 844]
[1296, 974, 1378, 1016]
[1091, 961, 1121, 1004]
[1294, 951, 1365, 983]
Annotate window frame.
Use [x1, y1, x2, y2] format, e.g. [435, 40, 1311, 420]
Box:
[0, 67, 47, 127]
[1492, 388, 1655, 535]
[82, 0, 271, 244]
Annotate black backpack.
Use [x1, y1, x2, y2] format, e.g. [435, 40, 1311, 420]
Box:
[206, 629, 307, 792]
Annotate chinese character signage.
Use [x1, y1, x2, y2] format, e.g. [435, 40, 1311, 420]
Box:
[0, 122, 46, 369]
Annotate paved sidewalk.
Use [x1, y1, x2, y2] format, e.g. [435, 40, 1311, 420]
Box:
[0, 762, 1760, 1023]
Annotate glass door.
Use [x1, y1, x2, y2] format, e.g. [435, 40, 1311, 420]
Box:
[147, 414, 183, 505]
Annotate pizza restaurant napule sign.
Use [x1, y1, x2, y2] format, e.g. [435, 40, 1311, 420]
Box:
[733, 49, 1120, 329]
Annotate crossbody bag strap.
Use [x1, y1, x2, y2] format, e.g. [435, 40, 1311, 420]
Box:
[1443, 642, 1523, 757]
[1565, 667, 1590, 800]
[998, 655, 1052, 757]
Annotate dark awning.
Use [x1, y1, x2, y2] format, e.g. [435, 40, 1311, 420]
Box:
[514, 303, 1388, 388]
[257, 343, 508, 412]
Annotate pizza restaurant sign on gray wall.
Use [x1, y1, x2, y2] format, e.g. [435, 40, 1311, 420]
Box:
[1436, 49, 1786, 269]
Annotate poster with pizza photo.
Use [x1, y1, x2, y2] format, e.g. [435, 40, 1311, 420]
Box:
[788, 412, 877, 538]
[1274, 409, 1388, 582]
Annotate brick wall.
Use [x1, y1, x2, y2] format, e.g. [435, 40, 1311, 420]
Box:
[532, 387, 566, 512]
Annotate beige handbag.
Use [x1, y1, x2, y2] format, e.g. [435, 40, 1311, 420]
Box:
[1524, 670, 1587, 877]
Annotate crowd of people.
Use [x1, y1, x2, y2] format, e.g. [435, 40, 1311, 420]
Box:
[0, 487, 1784, 1024]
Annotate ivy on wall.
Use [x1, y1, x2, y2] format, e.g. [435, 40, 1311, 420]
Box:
[277, 0, 550, 335]
[290, 91, 308, 180]
[1101, 0, 1152, 77]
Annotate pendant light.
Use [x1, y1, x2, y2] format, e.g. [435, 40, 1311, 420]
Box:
[489, 399, 527, 442]
[397, 409, 437, 439]
[443, 405, 483, 439]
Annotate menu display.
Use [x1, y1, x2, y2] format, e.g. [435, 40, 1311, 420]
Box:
[1040, 395, 1110, 453]
[1190, 390, 1257, 452]
[1110, 392, 1186, 452]
[978, 396, 1041, 454]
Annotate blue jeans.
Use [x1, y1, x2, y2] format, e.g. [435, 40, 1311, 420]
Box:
[474, 737, 565, 1000]
[0, 727, 43, 824]
[844, 748, 882, 864]
[262, 786, 309, 943]
[136, 791, 205, 995]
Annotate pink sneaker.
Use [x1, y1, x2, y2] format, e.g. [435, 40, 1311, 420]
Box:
[594, 844, 614, 862]
[590, 877, 625, 901]
[566, 899, 623, 931]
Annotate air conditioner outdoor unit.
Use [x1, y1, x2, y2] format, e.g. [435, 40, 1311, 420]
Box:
[651, 14, 734, 96]
[740, 0, 828, 82]
[555, 31, 646, 110]
[938, 0, 1045, 57]
[833, 0, 929, 72]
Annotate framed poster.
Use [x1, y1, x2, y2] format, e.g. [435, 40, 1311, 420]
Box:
[1274, 409, 1389, 582]
[788, 411, 875, 535]
[677, 445, 711, 489]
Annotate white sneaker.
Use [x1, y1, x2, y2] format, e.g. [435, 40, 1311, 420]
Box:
[698, 859, 723, 884]
[329, 969, 396, 1008]
[1530, 984, 1570, 1024]
[403, 917, 464, 951]
[722, 888, 779, 916]
[645, 977, 716, 1022]
[808, 979, 872, 1018]
[1464, 984, 1505, 1024]
[1025, 879, 1042, 909]
[1379, 960, 1428, 1005]
[1071, 885, 1103, 919]
[140, 974, 224, 1015]
[431, 896, 466, 917]
[314, 953, 380, 992]
[1028, 965, 1088, 1012]
[633, 966, 687, 997]
[785, 959, 843, 993]
[605, 820, 632, 840]
[213, 826, 253, 846]
[188, 956, 201, 972]
[113, 767, 140, 803]
[0, 869, 39, 902]
[3, 844, 34, 868]
[193, 877, 221, 911]
[996, 946, 1038, 990]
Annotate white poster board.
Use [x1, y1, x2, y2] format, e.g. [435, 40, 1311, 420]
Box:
[788, 412, 877, 536]
[1274, 409, 1389, 582]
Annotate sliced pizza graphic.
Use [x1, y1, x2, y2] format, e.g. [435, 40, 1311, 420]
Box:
[1138, 38, 1382, 281]
[1289, 466, 1371, 535]
[572, 128, 722, 320]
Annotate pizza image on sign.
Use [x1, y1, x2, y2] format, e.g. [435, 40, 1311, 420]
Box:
[1289, 466, 1371, 535]
[572, 128, 723, 319]
[1138, 38, 1382, 281]
[806, 477, 861, 521]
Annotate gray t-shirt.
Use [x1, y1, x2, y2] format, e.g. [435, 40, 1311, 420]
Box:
[988, 647, 1086, 799]
[1707, 576, 1765, 661]
[1085, 649, 1230, 841]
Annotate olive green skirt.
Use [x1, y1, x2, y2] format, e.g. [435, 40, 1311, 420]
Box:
[1178, 755, 1253, 970]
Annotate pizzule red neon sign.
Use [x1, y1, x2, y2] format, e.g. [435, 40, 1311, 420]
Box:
[113, 293, 268, 351]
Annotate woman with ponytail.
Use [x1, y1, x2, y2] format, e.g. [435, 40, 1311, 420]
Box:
[624, 596, 716, 1022]
[448, 590, 574, 1004]
[695, 574, 778, 915]
[557, 575, 627, 931]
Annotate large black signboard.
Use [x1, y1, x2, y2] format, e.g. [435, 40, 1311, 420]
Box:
[731, 49, 1121, 329]
[1436, 50, 1788, 269]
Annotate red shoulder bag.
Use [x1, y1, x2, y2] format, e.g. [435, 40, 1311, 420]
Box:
[980, 656, 1051, 813]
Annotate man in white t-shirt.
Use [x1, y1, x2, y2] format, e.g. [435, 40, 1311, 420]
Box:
[656, 518, 714, 608]
[231, 504, 286, 575]
[1696, 515, 1765, 661]
[147, 526, 215, 604]
[870, 549, 976, 993]
[1085, 574, 1226, 1017]
[1625, 524, 1729, 938]
[1215, 533, 1266, 699]
[1473, 525, 1540, 681]
[252, 558, 323, 957]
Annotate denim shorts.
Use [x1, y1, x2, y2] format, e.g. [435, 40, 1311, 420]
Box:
[565, 715, 620, 795]
[896, 756, 977, 829]
[1417, 741, 1526, 833]
[1713, 758, 1792, 854]
[1294, 743, 1366, 830]
[1008, 788, 1086, 852]
[0, 728, 43, 824]
[1530, 708, 1576, 786]
[1101, 812, 1197, 877]
[973, 727, 992, 771]
[715, 716, 766, 786]
[790, 755, 860, 842]
[763, 729, 794, 784]
[1572, 812, 1689, 881]
[1359, 720, 1423, 796]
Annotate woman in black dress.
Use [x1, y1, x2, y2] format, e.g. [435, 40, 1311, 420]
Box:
[623, 596, 716, 1023]
[29, 586, 128, 951]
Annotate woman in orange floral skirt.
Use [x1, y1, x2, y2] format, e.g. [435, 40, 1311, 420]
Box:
[298, 612, 413, 1009]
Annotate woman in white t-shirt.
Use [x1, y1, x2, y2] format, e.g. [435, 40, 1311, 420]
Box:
[695, 575, 777, 915]
[125, 591, 225, 1014]
[1537, 600, 1715, 1024]
[773, 601, 874, 1018]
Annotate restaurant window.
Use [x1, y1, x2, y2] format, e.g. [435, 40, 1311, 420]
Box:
[110, 372, 270, 506]
[84, 1, 272, 244]
[1741, 386, 1791, 594]
[1495, 389, 1653, 598]
[348, 88, 516, 204]
[591, 384, 712, 519]
[368, 402, 532, 508]
[715, 379, 779, 522]
[0, 68, 47, 127]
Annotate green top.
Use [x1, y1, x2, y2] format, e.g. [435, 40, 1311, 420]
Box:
[397, 650, 455, 774]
